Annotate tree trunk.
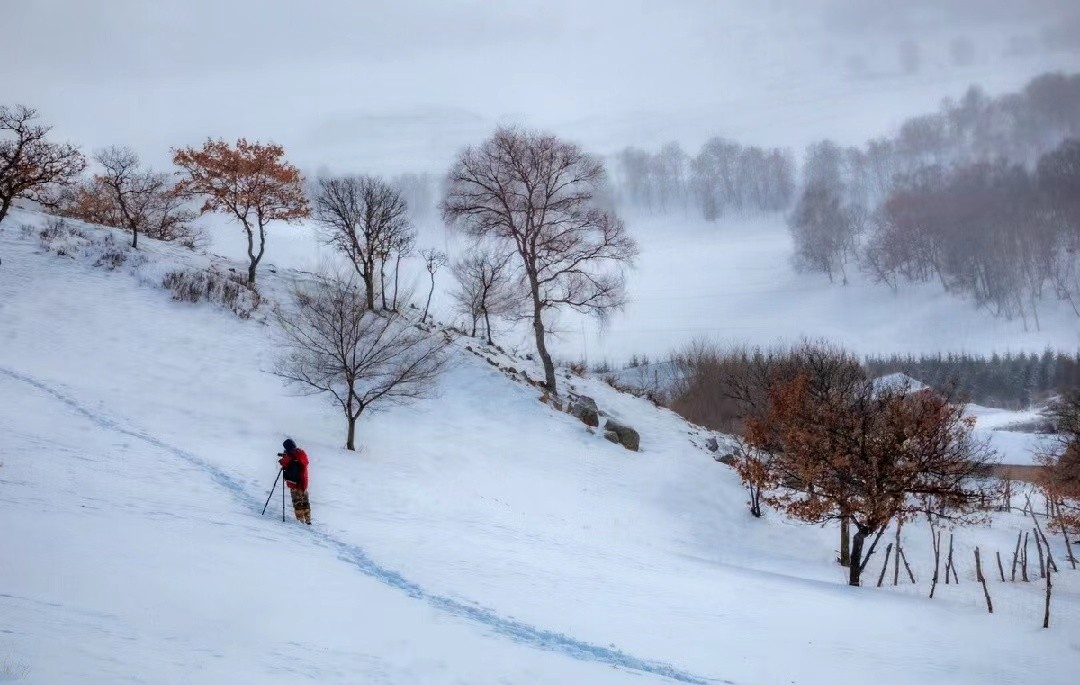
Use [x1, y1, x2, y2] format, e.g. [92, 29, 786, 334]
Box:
[247, 219, 266, 286]
[0, 196, 12, 225]
[839, 515, 851, 567]
[132, 225, 138, 249]
[528, 272, 557, 393]
[346, 414, 357, 451]
[362, 264, 375, 310]
[392, 254, 402, 311]
[483, 307, 493, 345]
[244, 222, 258, 285]
[423, 274, 435, 323]
[380, 260, 388, 311]
[848, 526, 867, 586]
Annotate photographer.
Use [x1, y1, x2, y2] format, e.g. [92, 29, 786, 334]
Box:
[277, 439, 311, 525]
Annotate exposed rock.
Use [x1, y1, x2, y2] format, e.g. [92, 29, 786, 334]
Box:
[604, 418, 640, 452]
[717, 453, 736, 466]
[705, 436, 719, 453]
[604, 430, 620, 445]
[568, 394, 600, 428]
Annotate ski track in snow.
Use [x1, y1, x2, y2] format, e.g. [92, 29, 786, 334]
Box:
[0, 366, 725, 685]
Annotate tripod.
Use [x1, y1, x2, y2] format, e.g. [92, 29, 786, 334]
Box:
[261, 468, 285, 522]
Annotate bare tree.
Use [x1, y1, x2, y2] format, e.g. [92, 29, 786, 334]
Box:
[273, 272, 449, 451]
[75, 146, 200, 249]
[420, 248, 447, 324]
[0, 105, 85, 226]
[451, 246, 516, 343]
[312, 175, 413, 310]
[371, 214, 417, 313]
[442, 126, 638, 394]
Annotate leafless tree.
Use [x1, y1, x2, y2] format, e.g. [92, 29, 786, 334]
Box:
[93, 146, 200, 248]
[451, 246, 516, 343]
[0, 104, 85, 226]
[380, 217, 416, 312]
[273, 272, 449, 451]
[312, 175, 413, 310]
[442, 126, 638, 394]
[420, 248, 447, 324]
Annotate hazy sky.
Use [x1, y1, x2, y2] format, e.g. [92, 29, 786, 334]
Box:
[5, 0, 1080, 174]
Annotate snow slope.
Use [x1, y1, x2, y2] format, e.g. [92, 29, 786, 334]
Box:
[2, 210, 1079, 684]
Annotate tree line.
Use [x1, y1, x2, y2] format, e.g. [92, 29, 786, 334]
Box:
[613, 139, 796, 220]
[788, 73, 1080, 323]
[865, 350, 1080, 410]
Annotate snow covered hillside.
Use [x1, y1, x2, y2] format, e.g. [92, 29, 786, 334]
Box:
[1, 210, 1079, 684]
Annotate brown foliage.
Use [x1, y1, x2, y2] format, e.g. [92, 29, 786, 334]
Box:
[1037, 392, 1080, 533]
[442, 126, 637, 395]
[55, 146, 200, 248]
[736, 343, 995, 586]
[0, 104, 85, 225]
[173, 138, 308, 284]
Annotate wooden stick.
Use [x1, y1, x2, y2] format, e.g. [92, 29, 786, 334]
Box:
[948, 533, 959, 583]
[1021, 532, 1030, 582]
[1034, 526, 1046, 579]
[996, 550, 1005, 582]
[945, 533, 953, 585]
[930, 529, 942, 599]
[1062, 518, 1077, 570]
[975, 547, 993, 614]
[1043, 564, 1052, 629]
[893, 524, 901, 586]
[1030, 506, 1058, 573]
[1011, 531, 1022, 582]
[877, 543, 893, 587]
[899, 546, 916, 583]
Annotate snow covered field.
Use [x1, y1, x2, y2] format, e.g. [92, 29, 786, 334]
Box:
[2, 211, 1079, 684]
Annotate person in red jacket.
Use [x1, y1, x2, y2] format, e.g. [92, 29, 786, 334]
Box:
[278, 439, 311, 525]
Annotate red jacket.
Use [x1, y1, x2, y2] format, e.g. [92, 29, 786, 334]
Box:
[279, 449, 309, 491]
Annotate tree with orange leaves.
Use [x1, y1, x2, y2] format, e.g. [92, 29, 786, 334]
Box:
[1038, 392, 1080, 558]
[173, 138, 308, 284]
[738, 344, 995, 586]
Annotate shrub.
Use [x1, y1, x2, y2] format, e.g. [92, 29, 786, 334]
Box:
[162, 267, 263, 319]
[39, 217, 86, 257]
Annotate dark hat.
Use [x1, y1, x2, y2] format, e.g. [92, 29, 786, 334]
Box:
[283, 438, 297, 452]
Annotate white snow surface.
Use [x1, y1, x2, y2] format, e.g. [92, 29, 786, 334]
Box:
[1, 210, 1079, 684]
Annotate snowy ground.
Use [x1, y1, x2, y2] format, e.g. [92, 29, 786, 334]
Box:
[2, 211, 1079, 684]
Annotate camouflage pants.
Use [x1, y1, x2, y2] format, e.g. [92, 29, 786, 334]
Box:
[289, 488, 311, 524]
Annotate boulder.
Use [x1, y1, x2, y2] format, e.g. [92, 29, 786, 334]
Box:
[604, 418, 640, 452]
[716, 453, 736, 466]
[568, 394, 600, 428]
[604, 430, 621, 445]
[705, 436, 719, 453]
